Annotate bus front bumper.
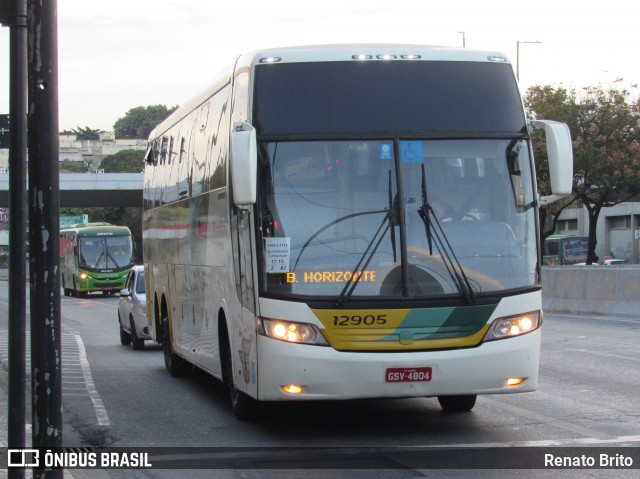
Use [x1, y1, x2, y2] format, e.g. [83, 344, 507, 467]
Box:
[256, 329, 540, 401]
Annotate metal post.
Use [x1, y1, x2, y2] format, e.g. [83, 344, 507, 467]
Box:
[516, 40, 541, 82]
[2, 0, 29, 477]
[516, 41, 520, 82]
[458, 31, 466, 48]
[27, 0, 62, 477]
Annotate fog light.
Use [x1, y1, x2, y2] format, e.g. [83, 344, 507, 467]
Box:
[506, 377, 526, 387]
[282, 385, 303, 394]
[79, 273, 88, 280]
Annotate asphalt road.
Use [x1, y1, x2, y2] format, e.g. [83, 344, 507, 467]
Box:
[0, 283, 638, 478]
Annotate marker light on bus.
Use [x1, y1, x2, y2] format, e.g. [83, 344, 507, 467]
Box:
[259, 319, 328, 346]
[506, 378, 526, 387]
[259, 56, 281, 63]
[79, 273, 88, 280]
[483, 311, 541, 342]
[282, 385, 303, 394]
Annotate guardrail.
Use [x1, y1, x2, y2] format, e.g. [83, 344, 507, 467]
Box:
[542, 265, 640, 318]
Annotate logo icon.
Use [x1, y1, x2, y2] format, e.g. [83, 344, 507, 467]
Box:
[8, 449, 40, 467]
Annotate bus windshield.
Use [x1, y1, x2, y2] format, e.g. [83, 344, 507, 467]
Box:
[258, 138, 538, 299]
[79, 236, 134, 270]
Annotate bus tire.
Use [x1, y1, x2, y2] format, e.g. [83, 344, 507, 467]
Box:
[119, 312, 131, 346]
[437, 395, 477, 412]
[220, 326, 260, 421]
[130, 315, 145, 350]
[161, 309, 189, 377]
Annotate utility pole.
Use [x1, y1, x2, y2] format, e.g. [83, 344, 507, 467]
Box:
[516, 40, 541, 82]
[458, 31, 466, 48]
[27, 0, 63, 477]
[1, 0, 28, 477]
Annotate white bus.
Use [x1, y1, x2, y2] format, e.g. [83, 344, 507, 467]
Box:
[143, 44, 573, 420]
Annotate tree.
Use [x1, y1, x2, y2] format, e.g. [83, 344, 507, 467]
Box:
[113, 104, 177, 140]
[524, 86, 580, 246]
[59, 159, 88, 173]
[525, 84, 640, 263]
[99, 149, 145, 173]
[60, 126, 104, 140]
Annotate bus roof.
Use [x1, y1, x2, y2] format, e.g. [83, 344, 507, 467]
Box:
[60, 224, 131, 236]
[148, 44, 511, 141]
[545, 234, 587, 240]
[235, 44, 510, 69]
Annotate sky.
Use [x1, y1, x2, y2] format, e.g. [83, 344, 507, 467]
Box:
[1, 0, 639, 133]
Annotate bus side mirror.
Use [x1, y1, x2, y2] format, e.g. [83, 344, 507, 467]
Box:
[531, 120, 574, 205]
[230, 122, 257, 208]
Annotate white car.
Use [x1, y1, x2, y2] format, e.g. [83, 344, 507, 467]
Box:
[118, 265, 151, 350]
[600, 258, 627, 266]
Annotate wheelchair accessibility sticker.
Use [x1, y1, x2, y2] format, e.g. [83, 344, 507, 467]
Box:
[400, 141, 423, 163]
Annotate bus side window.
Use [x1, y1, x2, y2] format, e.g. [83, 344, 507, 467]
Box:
[545, 241, 558, 256]
[179, 137, 186, 164]
[160, 136, 169, 165]
[168, 136, 174, 165]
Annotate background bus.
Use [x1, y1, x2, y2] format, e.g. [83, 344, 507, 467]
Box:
[542, 235, 588, 265]
[143, 44, 573, 419]
[60, 223, 134, 296]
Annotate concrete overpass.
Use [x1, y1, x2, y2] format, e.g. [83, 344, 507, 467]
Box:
[0, 172, 143, 207]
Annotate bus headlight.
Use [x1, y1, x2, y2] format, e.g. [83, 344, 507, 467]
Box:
[259, 319, 329, 346]
[483, 311, 542, 341]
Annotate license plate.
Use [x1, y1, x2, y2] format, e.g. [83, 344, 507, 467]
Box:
[385, 367, 432, 383]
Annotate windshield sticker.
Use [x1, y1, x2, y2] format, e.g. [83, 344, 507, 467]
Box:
[400, 141, 423, 163]
[265, 237, 291, 273]
[378, 143, 393, 160]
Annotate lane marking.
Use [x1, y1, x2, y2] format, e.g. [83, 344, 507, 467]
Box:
[478, 396, 616, 441]
[74, 334, 110, 426]
[565, 348, 638, 362]
[548, 313, 640, 325]
[411, 434, 640, 448]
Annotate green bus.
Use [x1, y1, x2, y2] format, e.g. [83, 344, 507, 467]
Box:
[60, 223, 134, 296]
[542, 235, 588, 265]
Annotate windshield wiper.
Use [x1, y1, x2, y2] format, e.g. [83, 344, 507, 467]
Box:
[292, 171, 398, 272]
[291, 208, 389, 272]
[336, 173, 399, 307]
[417, 164, 476, 304]
[337, 194, 398, 307]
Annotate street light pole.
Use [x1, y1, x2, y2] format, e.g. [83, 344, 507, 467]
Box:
[1, 3, 28, 478]
[516, 40, 541, 82]
[459, 31, 466, 48]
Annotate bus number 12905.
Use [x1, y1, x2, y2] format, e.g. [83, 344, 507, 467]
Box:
[333, 314, 388, 326]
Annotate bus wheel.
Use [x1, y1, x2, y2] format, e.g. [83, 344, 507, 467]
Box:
[437, 395, 477, 412]
[119, 312, 131, 346]
[130, 316, 145, 350]
[220, 331, 260, 421]
[161, 311, 189, 376]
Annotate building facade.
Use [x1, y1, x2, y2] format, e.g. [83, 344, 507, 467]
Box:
[0, 132, 147, 172]
[556, 202, 640, 263]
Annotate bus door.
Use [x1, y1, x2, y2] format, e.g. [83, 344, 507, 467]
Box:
[231, 205, 258, 396]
